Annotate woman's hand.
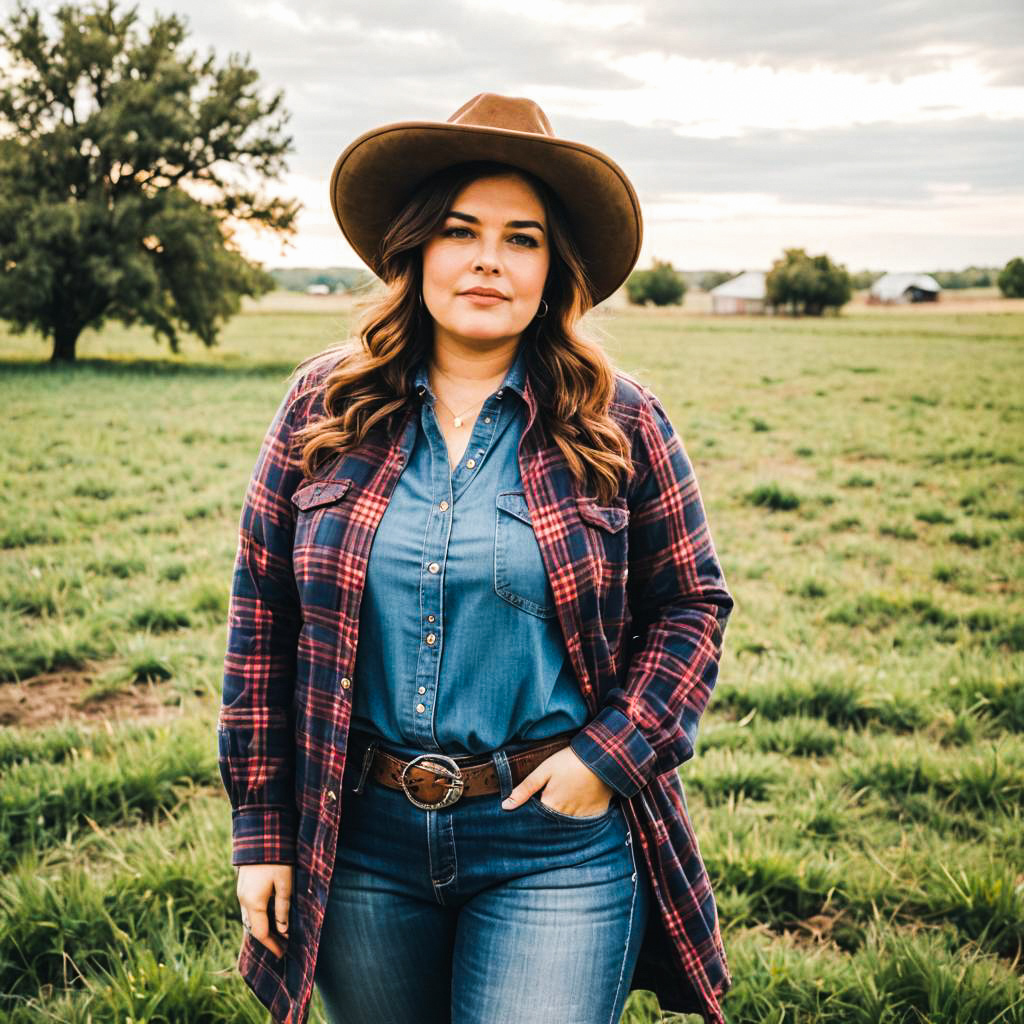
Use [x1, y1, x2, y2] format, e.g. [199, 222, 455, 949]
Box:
[237, 863, 293, 957]
[501, 745, 616, 816]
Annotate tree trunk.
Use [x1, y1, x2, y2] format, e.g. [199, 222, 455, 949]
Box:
[50, 325, 80, 363]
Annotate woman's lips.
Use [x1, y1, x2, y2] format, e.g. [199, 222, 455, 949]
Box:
[459, 292, 507, 306]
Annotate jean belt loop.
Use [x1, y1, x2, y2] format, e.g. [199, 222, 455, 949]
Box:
[351, 740, 379, 795]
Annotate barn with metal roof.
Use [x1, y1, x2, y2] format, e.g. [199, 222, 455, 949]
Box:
[868, 272, 941, 304]
[709, 270, 770, 314]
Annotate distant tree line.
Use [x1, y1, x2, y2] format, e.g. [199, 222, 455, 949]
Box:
[271, 267, 376, 293]
[930, 266, 999, 289]
[625, 256, 1023, 313]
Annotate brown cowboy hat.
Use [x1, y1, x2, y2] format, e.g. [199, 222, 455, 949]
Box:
[328, 92, 643, 306]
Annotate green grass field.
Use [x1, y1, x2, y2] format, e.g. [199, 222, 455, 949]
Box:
[1, 299, 1022, 1022]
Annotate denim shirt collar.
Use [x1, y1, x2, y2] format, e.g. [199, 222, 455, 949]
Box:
[413, 341, 528, 402]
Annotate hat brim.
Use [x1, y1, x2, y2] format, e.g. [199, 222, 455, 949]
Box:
[329, 121, 643, 306]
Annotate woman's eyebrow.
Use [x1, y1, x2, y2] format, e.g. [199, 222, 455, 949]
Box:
[447, 211, 546, 234]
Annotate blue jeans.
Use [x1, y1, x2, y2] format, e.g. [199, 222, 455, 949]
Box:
[314, 732, 652, 1024]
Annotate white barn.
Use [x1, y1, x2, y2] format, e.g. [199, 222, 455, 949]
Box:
[709, 271, 770, 314]
[868, 272, 941, 304]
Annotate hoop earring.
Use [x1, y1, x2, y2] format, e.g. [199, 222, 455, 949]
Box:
[418, 292, 425, 309]
[535, 298, 548, 319]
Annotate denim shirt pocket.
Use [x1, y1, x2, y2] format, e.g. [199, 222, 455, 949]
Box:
[494, 491, 558, 619]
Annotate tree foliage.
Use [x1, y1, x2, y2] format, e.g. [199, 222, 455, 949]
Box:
[0, 0, 300, 361]
[765, 247, 852, 316]
[626, 259, 686, 306]
[931, 266, 999, 289]
[996, 257, 1024, 299]
[849, 269, 884, 291]
[698, 270, 735, 292]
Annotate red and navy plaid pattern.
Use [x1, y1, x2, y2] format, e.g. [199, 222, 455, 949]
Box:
[218, 352, 735, 1024]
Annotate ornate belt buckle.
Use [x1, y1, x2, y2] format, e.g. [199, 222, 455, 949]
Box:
[401, 753, 464, 809]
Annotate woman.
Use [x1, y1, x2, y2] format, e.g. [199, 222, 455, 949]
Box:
[218, 93, 735, 1024]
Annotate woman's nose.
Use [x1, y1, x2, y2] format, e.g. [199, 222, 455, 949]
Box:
[472, 239, 502, 274]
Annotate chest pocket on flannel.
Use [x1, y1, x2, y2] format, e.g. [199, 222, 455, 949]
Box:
[290, 479, 354, 597]
[494, 491, 558, 619]
[574, 495, 630, 594]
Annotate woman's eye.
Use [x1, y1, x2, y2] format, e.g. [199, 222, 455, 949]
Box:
[440, 227, 539, 248]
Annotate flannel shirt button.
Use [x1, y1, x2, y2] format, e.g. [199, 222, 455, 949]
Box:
[428, 562, 440, 573]
[484, 416, 491, 423]
[465, 458, 476, 468]
[325, 789, 336, 802]
[340, 677, 351, 689]
[418, 686, 426, 694]
[439, 500, 449, 511]
[416, 703, 426, 713]
[426, 633, 436, 645]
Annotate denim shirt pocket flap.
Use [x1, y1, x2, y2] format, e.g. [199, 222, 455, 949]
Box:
[575, 496, 628, 533]
[496, 491, 532, 526]
[291, 479, 352, 511]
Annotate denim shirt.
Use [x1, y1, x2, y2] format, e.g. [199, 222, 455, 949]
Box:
[350, 341, 589, 757]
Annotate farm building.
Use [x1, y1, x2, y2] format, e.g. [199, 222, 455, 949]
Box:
[709, 270, 770, 314]
[867, 272, 941, 304]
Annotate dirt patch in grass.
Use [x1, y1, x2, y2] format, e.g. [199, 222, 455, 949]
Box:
[0, 666, 182, 729]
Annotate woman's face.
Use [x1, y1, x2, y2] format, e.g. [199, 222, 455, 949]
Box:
[421, 172, 550, 351]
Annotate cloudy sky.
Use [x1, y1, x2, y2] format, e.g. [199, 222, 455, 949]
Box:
[13, 0, 1024, 274]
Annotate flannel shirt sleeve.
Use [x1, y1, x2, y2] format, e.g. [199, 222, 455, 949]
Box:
[569, 388, 734, 799]
[217, 380, 307, 866]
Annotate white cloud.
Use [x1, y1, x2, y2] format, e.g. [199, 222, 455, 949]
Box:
[459, 0, 643, 32]
[526, 53, 1024, 138]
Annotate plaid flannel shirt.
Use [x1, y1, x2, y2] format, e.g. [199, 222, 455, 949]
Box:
[218, 351, 735, 1024]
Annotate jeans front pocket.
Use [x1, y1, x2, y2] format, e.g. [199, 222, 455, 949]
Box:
[494, 491, 557, 619]
[525, 791, 619, 826]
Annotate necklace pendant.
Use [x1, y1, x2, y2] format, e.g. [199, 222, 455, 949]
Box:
[453, 416, 463, 427]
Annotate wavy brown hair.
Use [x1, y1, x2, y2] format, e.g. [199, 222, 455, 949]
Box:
[289, 160, 635, 504]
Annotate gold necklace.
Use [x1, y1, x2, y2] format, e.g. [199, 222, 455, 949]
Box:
[430, 362, 507, 428]
[434, 393, 482, 428]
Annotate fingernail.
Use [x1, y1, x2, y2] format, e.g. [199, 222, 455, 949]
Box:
[502, 797, 514, 809]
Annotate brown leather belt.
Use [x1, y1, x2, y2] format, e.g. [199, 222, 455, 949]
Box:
[346, 730, 576, 810]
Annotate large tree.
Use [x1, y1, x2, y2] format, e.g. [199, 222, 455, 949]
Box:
[0, 0, 300, 361]
[765, 247, 852, 316]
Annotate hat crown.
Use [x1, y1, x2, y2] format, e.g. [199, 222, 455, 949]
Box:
[446, 92, 554, 137]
